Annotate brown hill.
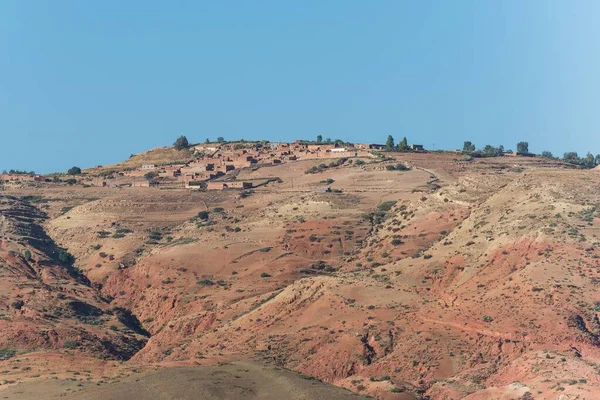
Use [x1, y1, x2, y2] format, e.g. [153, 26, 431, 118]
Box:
[1, 362, 368, 400]
[2, 153, 600, 399]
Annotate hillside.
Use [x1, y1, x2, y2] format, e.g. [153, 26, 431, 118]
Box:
[1, 151, 600, 399]
[85, 146, 196, 174]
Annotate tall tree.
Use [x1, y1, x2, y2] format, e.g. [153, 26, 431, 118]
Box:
[516, 141, 529, 153]
[563, 152, 579, 164]
[386, 135, 395, 150]
[173, 135, 189, 150]
[316, 135, 323, 143]
[541, 151, 553, 158]
[399, 137, 408, 151]
[463, 141, 475, 152]
[67, 166, 81, 175]
[582, 152, 596, 168]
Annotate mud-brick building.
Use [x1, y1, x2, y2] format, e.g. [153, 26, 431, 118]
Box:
[206, 181, 252, 190]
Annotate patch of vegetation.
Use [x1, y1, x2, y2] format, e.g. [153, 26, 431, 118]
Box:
[385, 163, 410, 171]
[11, 300, 24, 310]
[378, 201, 397, 212]
[0, 349, 16, 361]
[21, 195, 47, 203]
[305, 158, 348, 174]
[300, 260, 337, 275]
[63, 340, 80, 349]
[148, 231, 163, 241]
[197, 279, 215, 286]
[56, 248, 74, 264]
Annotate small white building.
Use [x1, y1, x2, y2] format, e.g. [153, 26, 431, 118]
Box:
[140, 164, 156, 170]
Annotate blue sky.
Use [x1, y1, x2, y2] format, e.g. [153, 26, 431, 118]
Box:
[2, 1, 600, 173]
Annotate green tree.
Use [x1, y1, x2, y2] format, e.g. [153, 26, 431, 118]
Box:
[541, 151, 553, 158]
[316, 135, 323, 143]
[173, 135, 189, 150]
[463, 141, 476, 152]
[324, 137, 332, 144]
[398, 137, 409, 151]
[217, 136, 225, 143]
[144, 172, 157, 181]
[563, 152, 579, 164]
[56, 248, 74, 264]
[385, 135, 395, 150]
[516, 141, 529, 153]
[595, 154, 600, 166]
[23, 250, 32, 261]
[205, 138, 210, 144]
[67, 166, 81, 175]
[582, 152, 596, 168]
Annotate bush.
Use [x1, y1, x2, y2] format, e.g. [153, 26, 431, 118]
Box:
[197, 279, 214, 286]
[148, 231, 163, 240]
[197, 211, 209, 220]
[260, 272, 272, 278]
[11, 300, 24, 310]
[23, 250, 32, 261]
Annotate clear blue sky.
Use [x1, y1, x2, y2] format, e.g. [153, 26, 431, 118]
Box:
[2, 1, 600, 173]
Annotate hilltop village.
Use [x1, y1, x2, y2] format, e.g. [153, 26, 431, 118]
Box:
[1, 139, 426, 190]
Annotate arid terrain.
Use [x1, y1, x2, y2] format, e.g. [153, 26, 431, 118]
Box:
[2, 150, 600, 399]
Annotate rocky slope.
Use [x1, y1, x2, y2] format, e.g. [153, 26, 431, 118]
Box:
[3, 154, 600, 399]
[0, 195, 148, 361]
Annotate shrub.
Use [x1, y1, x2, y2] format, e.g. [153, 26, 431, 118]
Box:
[197, 211, 209, 220]
[260, 272, 272, 278]
[11, 300, 24, 310]
[23, 250, 32, 261]
[482, 315, 494, 322]
[197, 279, 214, 286]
